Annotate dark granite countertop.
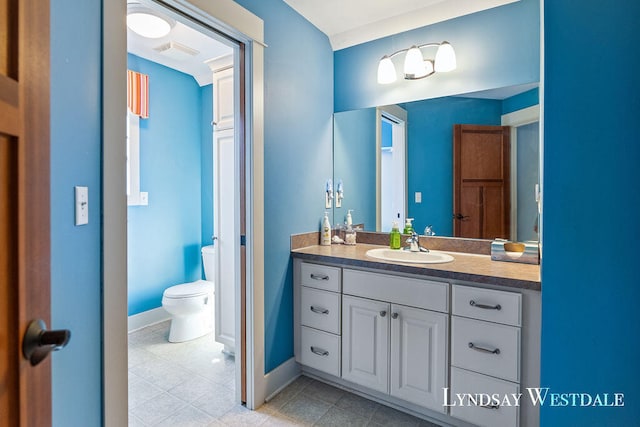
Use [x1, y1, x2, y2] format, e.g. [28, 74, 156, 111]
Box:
[291, 243, 541, 291]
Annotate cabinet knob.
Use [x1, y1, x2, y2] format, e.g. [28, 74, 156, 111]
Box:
[379, 310, 387, 317]
[391, 312, 399, 319]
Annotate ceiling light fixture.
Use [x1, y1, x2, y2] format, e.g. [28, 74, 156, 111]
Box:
[127, 4, 175, 39]
[377, 41, 456, 84]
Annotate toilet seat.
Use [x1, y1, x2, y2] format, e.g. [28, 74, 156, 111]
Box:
[163, 280, 213, 299]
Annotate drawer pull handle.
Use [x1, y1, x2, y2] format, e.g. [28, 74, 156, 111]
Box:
[479, 404, 500, 410]
[391, 312, 399, 319]
[310, 346, 329, 357]
[469, 300, 501, 311]
[310, 273, 330, 281]
[468, 342, 501, 355]
[310, 306, 329, 315]
[379, 310, 387, 317]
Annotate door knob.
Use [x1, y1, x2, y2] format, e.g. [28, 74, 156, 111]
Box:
[22, 319, 71, 366]
[453, 213, 470, 221]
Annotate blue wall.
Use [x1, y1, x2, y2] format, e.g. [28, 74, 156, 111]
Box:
[334, 0, 539, 112]
[405, 97, 502, 235]
[503, 87, 538, 115]
[50, 1, 102, 425]
[333, 108, 377, 230]
[127, 54, 204, 315]
[541, 1, 640, 425]
[332, 92, 538, 237]
[233, 0, 334, 372]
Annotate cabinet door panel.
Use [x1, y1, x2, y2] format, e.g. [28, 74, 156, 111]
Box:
[342, 296, 389, 393]
[390, 304, 448, 412]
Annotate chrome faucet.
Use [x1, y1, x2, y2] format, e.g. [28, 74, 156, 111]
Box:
[405, 231, 429, 252]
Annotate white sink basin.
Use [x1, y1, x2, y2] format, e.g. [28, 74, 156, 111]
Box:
[366, 248, 454, 264]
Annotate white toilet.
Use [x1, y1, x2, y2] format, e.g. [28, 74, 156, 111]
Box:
[162, 245, 216, 343]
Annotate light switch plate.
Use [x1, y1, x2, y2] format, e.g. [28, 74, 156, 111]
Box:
[75, 186, 88, 226]
[415, 192, 422, 203]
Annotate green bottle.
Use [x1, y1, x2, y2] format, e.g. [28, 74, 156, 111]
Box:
[403, 218, 414, 235]
[390, 221, 401, 249]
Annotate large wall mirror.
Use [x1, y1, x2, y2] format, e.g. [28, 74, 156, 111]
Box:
[333, 84, 541, 242]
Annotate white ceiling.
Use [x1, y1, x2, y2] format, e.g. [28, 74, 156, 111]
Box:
[283, 0, 519, 50]
[128, 0, 520, 84]
[127, 2, 232, 86]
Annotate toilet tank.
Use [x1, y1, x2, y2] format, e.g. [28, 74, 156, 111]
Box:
[201, 245, 216, 281]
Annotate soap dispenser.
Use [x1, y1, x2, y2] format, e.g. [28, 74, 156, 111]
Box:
[390, 221, 401, 249]
[403, 218, 414, 235]
[321, 212, 331, 246]
[344, 210, 356, 245]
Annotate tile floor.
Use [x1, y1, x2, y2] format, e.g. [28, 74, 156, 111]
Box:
[129, 321, 441, 426]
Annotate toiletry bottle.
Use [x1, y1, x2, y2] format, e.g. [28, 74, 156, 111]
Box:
[344, 210, 356, 245]
[390, 221, 401, 249]
[403, 218, 414, 235]
[321, 212, 332, 246]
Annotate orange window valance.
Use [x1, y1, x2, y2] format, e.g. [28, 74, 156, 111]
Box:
[127, 70, 149, 118]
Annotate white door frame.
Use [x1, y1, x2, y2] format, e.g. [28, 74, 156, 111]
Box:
[376, 105, 407, 231]
[501, 104, 540, 241]
[102, 1, 265, 424]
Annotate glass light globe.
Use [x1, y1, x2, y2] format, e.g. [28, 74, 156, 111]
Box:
[404, 46, 426, 78]
[434, 41, 456, 72]
[377, 56, 397, 84]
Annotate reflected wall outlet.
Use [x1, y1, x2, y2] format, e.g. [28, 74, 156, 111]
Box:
[75, 186, 89, 226]
[140, 192, 149, 206]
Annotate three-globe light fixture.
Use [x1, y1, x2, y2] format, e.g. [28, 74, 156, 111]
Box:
[377, 41, 456, 84]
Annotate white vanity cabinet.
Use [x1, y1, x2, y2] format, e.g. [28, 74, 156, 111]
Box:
[295, 263, 342, 377]
[341, 269, 449, 413]
[450, 285, 523, 427]
[293, 256, 541, 427]
[341, 294, 448, 412]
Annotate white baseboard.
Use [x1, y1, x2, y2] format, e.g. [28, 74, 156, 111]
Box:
[128, 307, 171, 332]
[264, 357, 301, 402]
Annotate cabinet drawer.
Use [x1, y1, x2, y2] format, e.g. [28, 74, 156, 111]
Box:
[453, 285, 521, 326]
[301, 262, 341, 292]
[300, 326, 341, 377]
[343, 269, 448, 313]
[450, 367, 519, 427]
[452, 316, 520, 382]
[301, 286, 341, 334]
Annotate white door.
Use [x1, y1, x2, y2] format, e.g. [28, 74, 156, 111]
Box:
[390, 304, 448, 412]
[214, 126, 237, 351]
[341, 295, 389, 393]
[214, 67, 234, 131]
[212, 57, 237, 353]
